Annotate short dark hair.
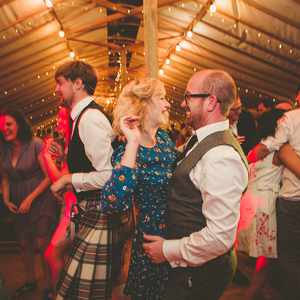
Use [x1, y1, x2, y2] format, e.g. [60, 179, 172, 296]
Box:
[55, 61, 98, 95]
[242, 97, 261, 110]
[257, 109, 284, 141]
[261, 98, 275, 109]
[0, 106, 33, 143]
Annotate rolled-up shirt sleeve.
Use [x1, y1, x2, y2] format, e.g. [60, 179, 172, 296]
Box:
[71, 109, 113, 192]
[163, 145, 248, 267]
[262, 113, 291, 152]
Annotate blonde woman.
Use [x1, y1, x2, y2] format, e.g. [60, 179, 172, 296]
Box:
[100, 78, 177, 300]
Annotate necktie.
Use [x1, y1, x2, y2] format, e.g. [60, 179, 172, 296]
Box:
[178, 134, 198, 161]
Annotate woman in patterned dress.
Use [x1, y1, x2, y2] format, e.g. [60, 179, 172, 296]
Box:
[101, 78, 177, 300]
[238, 109, 285, 299]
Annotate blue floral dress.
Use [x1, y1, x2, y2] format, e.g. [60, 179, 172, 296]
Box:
[101, 129, 177, 300]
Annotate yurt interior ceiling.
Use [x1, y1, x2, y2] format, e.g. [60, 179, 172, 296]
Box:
[0, 0, 300, 131]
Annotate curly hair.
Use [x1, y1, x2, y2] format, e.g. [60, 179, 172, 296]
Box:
[112, 78, 167, 136]
[0, 106, 33, 143]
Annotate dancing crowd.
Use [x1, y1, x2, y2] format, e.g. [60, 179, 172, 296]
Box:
[0, 61, 299, 300]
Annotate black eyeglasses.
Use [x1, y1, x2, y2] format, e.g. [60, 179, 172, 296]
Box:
[184, 92, 211, 102]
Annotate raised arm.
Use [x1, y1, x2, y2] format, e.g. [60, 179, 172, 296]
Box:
[278, 143, 300, 179]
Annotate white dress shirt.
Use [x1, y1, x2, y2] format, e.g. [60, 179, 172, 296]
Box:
[70, 96, 113, 192]
[163, 120, 248, 267]
[262, 109, 300, 199]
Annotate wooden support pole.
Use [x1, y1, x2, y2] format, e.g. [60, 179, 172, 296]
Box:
[143, 0, 158, 78]
[120, 49, 128, 88]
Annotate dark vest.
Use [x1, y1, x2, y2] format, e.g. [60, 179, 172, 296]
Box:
[167, 130, 248, 239]
[67, 101, 111, 190]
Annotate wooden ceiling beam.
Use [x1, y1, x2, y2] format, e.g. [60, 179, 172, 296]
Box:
[0, 7, 49, 34]
[177, 45, 297, 90]
[167, 56, 288, 100]
[240, 0, 300, 31]
[184, 38, 298, 84]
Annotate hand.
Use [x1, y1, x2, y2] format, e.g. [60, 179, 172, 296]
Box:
[51, 174, 71, 202]
[45, 138, 64, 160]
[5, 201, 18, 213]
[143, 234, 166, 264]
[18, 197, 33, 214]
[120, 115, 141, 145]
[236, 135, 245, 144]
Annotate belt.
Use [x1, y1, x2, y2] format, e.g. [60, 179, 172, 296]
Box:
[76, 190, 100, 201]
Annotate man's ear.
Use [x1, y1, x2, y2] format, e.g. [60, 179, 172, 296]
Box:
[73, 78, 84, 91]
[207, 95, 219, 112]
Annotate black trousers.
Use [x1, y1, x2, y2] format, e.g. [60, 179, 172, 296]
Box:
[277, 197, 300, 300]
[164, 249, 235, 300]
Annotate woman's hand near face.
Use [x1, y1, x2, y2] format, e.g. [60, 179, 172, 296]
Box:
[120, 115, 141, 145]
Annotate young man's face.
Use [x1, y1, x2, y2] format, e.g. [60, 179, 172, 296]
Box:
[55, 76, 75, 107]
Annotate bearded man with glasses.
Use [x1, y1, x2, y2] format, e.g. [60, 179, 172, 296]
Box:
[144, 69, 249, 300]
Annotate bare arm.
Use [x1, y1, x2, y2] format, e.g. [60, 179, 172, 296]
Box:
[247, 143, 270, 163]
[278, 144, 300, 179]
[43, 140, 69, 182]
[1, 174, 18, 213]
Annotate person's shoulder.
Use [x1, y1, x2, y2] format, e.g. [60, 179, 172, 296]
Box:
[80, 107, 112, 128]
[157, 128, 175, 145]
[285, 108, 300, 118]
[205, 144, 243, 162]
[32, 136, 43, 146]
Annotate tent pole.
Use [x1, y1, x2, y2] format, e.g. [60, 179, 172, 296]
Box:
[143, 0, 158, 78]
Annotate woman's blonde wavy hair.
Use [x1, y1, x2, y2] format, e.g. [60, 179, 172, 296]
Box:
[113, 78, 166, 136]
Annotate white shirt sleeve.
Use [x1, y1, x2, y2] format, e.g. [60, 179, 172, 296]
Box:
[163, 145, 248, 267]
[262, 113, 291, 152]
[71, 109, 113, 192]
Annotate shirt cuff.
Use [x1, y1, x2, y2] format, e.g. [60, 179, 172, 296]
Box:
[71, 173, 84, 192]
[163, 239, 187, 267]
[261, 136, 277, 152]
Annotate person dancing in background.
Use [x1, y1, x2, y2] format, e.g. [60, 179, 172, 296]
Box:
[0, 107, 58, 300]
[50, 61, 128, 300]
[43, 106, 77, 293]
[238, 109, 285, 299]
[100, 78, 177, 300]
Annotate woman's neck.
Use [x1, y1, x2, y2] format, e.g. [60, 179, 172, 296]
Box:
[140, 124, 159, 148]
[10, 139, 21, 149]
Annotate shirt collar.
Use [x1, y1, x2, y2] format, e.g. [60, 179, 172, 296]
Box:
[70, 96, 93, 121]
[195, 119, 229, 143]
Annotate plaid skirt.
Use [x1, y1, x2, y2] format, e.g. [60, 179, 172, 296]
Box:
[56, 197, 131, 300]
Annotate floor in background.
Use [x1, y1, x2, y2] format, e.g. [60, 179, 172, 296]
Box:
[0, 250, 283, 300]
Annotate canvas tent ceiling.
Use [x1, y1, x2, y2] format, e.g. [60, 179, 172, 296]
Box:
[0, 0, 299, 128]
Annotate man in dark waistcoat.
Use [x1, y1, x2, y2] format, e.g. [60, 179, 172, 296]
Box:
[50, 61, 123, 300]
[144, 69, 248, 300]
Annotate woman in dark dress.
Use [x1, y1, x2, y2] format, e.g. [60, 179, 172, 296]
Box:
[100, 78, 177, 300]
[0, 108, 58, 300]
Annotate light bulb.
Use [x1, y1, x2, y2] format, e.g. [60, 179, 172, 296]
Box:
[210, 3, 216, 13]
[69, 51, 75, 59]
[186, 31, 193, 38]
[44, 0, 53, 8]
[58, 30, 65, 38]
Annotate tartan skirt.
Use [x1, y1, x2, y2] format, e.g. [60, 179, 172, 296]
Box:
[56, 197, 131, 300]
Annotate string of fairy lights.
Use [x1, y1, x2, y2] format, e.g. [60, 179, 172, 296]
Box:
[1, 0, 299, 133]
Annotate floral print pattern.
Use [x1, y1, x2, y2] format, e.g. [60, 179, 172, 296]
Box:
[101, 129, 177, 300]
